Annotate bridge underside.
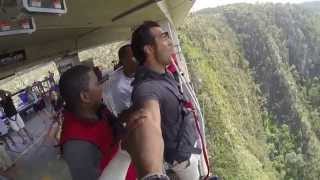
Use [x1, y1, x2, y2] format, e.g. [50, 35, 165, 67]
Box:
[0, 0, 194, 79]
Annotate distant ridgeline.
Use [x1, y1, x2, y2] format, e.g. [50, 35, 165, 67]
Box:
[178, 2, 320, 180]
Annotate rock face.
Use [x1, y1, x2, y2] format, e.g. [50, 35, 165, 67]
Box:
[179, 3, 320, 180]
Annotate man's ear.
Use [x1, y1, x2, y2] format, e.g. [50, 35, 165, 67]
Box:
[143, 45, 153, 56]
[80, 90, 91, 104]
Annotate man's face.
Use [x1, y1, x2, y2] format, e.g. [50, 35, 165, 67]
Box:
[123, 47, 137, 74]
[0, 91, 8, 100]
[82, 71, 103, 110]
[150, 27, 174, 66]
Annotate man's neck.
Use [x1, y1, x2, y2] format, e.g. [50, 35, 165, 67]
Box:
[74, 108, 99, 121]
[123, 68, 135, 78]
[144, 58, 166, 74]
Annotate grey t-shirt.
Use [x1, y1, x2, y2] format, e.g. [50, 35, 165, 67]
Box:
[132, 67, 200, 163]
[131, 68, 184, 161]
[132, 71, 181, 130]
[63, 140, 102, 180]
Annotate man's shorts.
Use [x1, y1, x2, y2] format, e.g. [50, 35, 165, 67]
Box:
[7, 114, 25, 132]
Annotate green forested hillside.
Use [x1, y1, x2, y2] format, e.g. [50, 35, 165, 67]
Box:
[179, 3, 320, 180]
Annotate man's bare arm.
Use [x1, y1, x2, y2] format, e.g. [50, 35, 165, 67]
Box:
[125, 99, 164, 178]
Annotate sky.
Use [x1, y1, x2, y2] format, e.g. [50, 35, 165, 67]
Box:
[191, 0, 320, 11]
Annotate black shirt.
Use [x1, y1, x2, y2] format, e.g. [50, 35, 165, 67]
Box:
[51, 97, 64, 113]
[0, 95, 17, 117]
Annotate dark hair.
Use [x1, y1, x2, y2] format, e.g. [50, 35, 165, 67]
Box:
[131, 21, 160, 65]
[118, 44, 131, 62]
[58, 65, 91, 112]
[93, 66, 102, 81]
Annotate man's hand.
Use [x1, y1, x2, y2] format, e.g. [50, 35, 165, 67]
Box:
[118, 107, 146, 133]
[118, 107, 147, 143]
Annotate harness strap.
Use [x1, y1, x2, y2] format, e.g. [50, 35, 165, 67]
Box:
[164, 76, 211, 179]
[189, 105, 211, 180]
[170, 56, 212, 179]
[166, 146, 202, 154]
[161, 80, 203, 158]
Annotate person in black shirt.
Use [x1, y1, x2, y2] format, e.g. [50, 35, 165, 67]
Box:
[49, 90, 64, 144]
[50, 91, 64, 123]
[0, 89, 33, 144]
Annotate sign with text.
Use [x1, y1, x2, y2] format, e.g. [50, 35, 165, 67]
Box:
[0, 17, 36, 36]
[23, 0, 67, 14]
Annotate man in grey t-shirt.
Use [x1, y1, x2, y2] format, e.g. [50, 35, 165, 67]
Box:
[124, 21, 201, 180]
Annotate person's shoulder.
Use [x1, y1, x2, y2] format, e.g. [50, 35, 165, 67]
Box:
[134, 80, 160, 92]
[132, 80, 163, 103]
[108, 70, 125, 86]
[111, 69, 125, 79]
[63, 140, 101, 157]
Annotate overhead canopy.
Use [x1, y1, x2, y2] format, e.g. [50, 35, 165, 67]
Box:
[0, 0, 195, 79]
